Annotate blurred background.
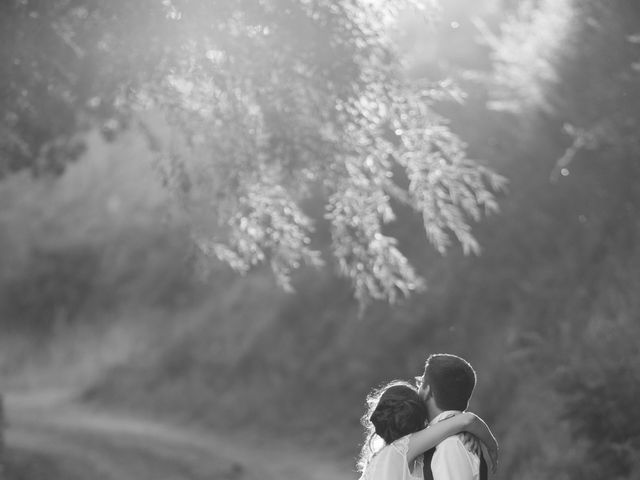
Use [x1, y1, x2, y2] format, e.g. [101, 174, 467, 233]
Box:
[1, 0, 640, 479]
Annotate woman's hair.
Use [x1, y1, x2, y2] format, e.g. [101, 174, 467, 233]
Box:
[357, 380, 428, 472]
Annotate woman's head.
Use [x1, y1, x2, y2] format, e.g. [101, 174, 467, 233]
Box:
[357, 380, 427, 471]
[368, 382, 428, 443]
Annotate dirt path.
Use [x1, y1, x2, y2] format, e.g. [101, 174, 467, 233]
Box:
[4, 390, 356, 480]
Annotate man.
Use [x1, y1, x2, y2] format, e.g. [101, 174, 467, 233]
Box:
[416, 353, 489, 480]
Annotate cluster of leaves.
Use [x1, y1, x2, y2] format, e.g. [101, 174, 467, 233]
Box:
[1, 0, 505, 303]
[486, 0, 640, 177]
[480, 0, 577, 114]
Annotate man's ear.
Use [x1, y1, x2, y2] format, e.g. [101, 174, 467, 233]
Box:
[423, 384, 432, 399]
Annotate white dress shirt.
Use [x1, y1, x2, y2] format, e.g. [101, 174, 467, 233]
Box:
[428, 411, 481, 480]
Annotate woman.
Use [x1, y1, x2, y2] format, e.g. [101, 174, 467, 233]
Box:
[357, 380, 498, 480]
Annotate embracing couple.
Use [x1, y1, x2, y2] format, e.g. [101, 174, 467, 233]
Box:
[357, 354, 499, 480]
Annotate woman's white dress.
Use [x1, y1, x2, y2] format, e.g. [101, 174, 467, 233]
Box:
[361, 434, 424, 480]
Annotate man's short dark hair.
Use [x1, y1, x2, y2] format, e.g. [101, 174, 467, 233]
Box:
[424, 353, 476, 411]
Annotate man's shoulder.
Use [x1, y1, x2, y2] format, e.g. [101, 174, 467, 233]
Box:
[434, 434, 478, 459]
[435, 434, 465, 450]
[431, 434, 479, 479]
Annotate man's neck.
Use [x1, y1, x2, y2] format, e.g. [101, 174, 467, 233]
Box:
[429, 409, 463, 425]
[427, 403, 443, 423]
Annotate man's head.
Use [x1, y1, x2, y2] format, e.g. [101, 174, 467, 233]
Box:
[416, 353, 476, 412]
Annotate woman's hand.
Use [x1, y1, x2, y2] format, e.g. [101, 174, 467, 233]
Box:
[461, 412, 499, 473]
[460, 432, 481, 457]
[485, 437, 499, 474]
[460, 432, 499, 473]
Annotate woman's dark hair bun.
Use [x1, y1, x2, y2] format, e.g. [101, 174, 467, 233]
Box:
[369, 389, 427, 444]
[357, 381, 428, 474]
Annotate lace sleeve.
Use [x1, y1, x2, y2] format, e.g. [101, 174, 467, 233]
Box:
[391, 434, 423, 479]
[361, 444, 402, 480]
[391, 434, 411, 457]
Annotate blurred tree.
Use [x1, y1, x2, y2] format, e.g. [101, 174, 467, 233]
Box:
[0, 0, 505, 303]
[43, 3, 640, 478]
[556, 317, 640, 479]
[483, 1, 640, 478]
[486, 0, 640, 176]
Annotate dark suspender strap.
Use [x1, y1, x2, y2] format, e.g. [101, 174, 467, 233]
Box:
[480, 452, 488, 480]
[422, 447, 436, 480]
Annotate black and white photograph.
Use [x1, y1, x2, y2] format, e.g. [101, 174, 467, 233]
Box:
[0, 1, 638, 479]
